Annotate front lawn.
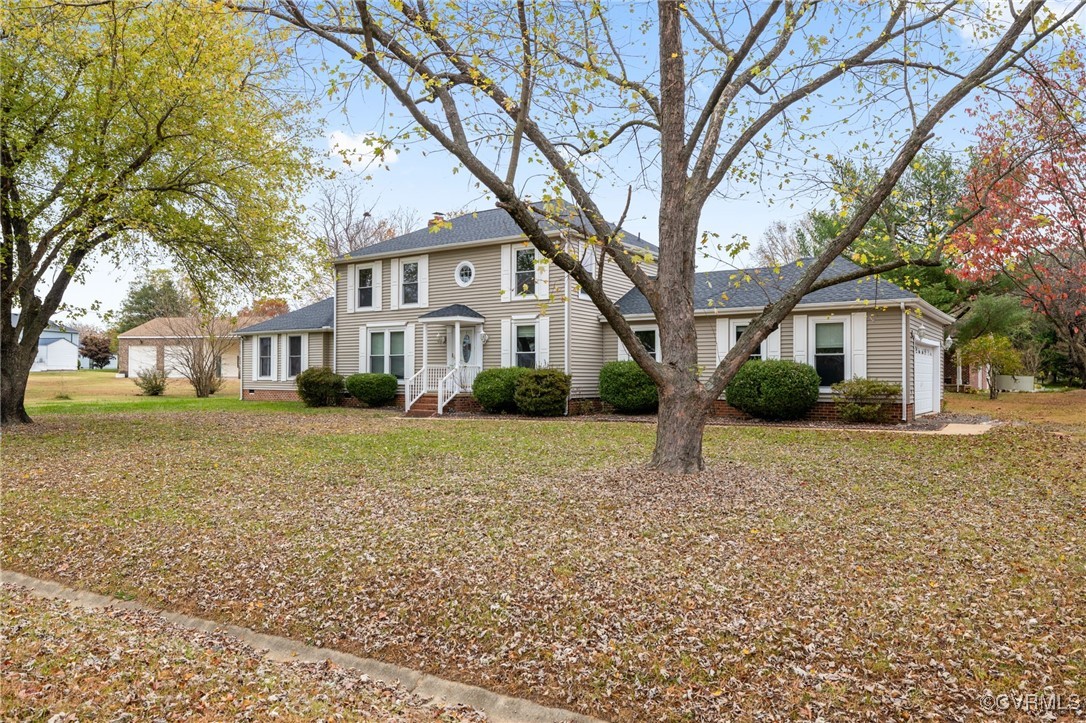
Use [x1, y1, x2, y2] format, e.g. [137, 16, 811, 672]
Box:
[0, 586, 483, 721]
[3, 403, 1083, 720]
[946, 388, 1086, 427]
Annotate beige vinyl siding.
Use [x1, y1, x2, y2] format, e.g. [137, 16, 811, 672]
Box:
[866, 308, 903, 383]
[307, 331, 325, 368]
[601, 305, 915, 398]
[336, 244, 566, 378]
[564, 241, 647, 397]
[239, 331, 330, 391]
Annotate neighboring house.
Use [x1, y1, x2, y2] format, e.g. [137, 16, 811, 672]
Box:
[238, 208, 953, 420]
[11, 313, 80, 372]
[117, 316, 263, 379]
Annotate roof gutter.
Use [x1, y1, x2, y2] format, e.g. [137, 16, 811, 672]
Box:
[333, 230, 657, 265]
[607, 298, 919, 322]
[234, 325, 333, 337]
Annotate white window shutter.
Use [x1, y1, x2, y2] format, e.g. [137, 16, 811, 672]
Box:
[767, 327, 781, 360]
[851, 311, 868, 378]
[272, 335, 280, 381]
[301, 334, 310, 373]
[792, 315, 808, 364]
[501, 319, 512, 365]
[536, 257, 550, 300]
[358, 325, 368, 373]
[537, 316, 550, 367]
[500, 245, 511, 302]
[418, 256, 429, 308]
[251, 337, 259, 380]
[405, 323, 416, 377]
[347, 265, 357, 313]
[389, 262, 400, 310]
[715, 319, 729, 362]
[372, 262, 383, 311]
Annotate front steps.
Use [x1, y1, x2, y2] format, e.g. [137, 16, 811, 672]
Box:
[405, 392, 439, 417]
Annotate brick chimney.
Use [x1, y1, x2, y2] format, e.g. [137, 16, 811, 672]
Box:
[428, 211, 446, 227]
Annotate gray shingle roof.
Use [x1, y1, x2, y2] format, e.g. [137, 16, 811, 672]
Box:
[341, 207, 658, 260]
[615, 258, 917, 315]
[418, 304, 485, 320]
[235, 298, 334, 334]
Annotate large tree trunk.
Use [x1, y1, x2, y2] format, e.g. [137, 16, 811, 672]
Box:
[650, 383, 713, 473]
[1, 325, 36, 424]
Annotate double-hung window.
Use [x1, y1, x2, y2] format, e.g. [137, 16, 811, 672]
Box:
[401, 262, 419, 305]
[618, 325, 661, 362]
[258, 336, 273, 379]
[578, 246, 596, 299]
[515, 324, 536, 368]
[734, 324, 762, 361]
[287, 335, 303, 378]
[514, 248, 536, 297]
[357, 266, 374, 309]
[369, 329, 406, 379]
[813, 322, 846, 386]
[635, 329, 657, 358]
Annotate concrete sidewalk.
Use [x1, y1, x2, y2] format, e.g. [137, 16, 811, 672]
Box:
[2, 570, 603, 723]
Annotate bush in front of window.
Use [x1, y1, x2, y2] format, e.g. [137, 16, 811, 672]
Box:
[472, 367, 529, 413]
[345, 373, 398, 407]
[133, 368, 167, 396]
[295, 367, 344, 407]
[724, 360, 820, 420]
[513, 368, 571, 417]
[831, 377, 902, 423]
[599, 360, 658, 413]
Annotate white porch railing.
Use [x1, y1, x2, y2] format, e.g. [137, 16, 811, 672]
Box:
[405, 364, 482, 414]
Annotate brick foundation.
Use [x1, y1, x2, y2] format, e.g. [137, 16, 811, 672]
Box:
[242, 388, 302, 402]
[710, 399, 913, 422]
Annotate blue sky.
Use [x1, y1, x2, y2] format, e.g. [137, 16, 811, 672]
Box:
[60, 1, 1079, 326]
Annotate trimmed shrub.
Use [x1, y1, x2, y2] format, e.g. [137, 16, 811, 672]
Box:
[724, 359, 820, 420]
[832, 377, 902, 423]
[513, 368, 571, 417]
[295, 366, 344, 407]
[345, 373, 398, 407]
[599, 360, 658, 413]
[472, 367, 529, 413]
[133, 368, 167, 396]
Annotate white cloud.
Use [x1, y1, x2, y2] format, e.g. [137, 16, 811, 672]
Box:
[326, 130, 398, 168]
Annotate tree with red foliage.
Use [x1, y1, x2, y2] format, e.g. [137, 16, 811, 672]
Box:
[951, 51, 1086, 384]
[240, 298, 289, 319]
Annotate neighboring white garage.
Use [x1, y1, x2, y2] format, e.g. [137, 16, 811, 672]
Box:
[913, 340, 940, 416]
[128, 345, 158, 376]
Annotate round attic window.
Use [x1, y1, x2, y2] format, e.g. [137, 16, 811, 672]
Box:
[455, 260, 475, 287]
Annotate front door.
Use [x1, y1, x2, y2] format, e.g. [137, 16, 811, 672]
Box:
[446, 326, 480, 392]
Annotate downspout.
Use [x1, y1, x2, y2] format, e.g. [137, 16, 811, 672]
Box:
[900, 302, 907, 422]
[564, 248, 571, 416]
[332, 275, 338, 374]
[238, 337, 243, 401]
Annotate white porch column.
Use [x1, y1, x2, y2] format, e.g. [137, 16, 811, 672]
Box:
[422, 322, 429, 370]
[454, 320, 462, 366]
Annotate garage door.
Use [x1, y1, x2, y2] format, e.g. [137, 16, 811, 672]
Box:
[128, 346, 157, 376]
[163, 345, 187, 378]
[914, 344, 936, 415]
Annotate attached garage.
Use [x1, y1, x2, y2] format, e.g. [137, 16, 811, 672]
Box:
[128, 345, 158, 376]
[913, 340, 940, 416]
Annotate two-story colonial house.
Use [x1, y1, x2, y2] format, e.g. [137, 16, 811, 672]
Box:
[235, 208, 953, 420]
